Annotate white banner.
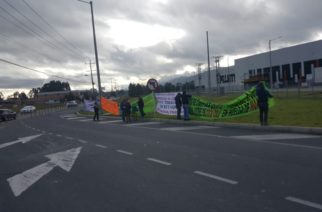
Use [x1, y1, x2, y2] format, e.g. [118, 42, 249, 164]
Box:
[83, 99, 95, 112]
[155, 92, 182, 116]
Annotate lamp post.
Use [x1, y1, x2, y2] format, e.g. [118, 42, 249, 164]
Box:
[78, 0, 102, 105]
[269, 36, 282, 88]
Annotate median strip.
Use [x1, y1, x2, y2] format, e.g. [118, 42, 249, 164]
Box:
[194, 171, 238, 185]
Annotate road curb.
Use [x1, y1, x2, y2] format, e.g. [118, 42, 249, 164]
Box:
[75, 111, 322, 135]
[149, 118, 322, 135]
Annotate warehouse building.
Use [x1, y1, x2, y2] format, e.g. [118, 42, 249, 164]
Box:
[232, 39, 322, 89]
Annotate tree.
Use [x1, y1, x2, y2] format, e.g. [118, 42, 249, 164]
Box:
[128, 83, 150, 97]
[0, 92, 4, 100]
[164, 82, 175, 92]
[19, 92, 28, 104]
[13, 91, 20, 99]
[28, 88, 40, 98]
[40, 80, 71, 92]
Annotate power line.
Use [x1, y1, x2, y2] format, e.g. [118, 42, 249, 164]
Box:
[0, 3, 58, 50]
[22, 0, 85, 58]
[0, 58, 84, 84]
[0, 1, 85, 60]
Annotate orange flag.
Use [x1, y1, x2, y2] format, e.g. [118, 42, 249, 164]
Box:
[100, 97, 120, 115]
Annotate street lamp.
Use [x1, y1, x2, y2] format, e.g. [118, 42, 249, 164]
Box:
[78, 0, 102, 105]
[269, 36, 282, 88]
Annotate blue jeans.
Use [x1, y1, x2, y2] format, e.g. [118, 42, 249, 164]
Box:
[183, 104, 189, 120]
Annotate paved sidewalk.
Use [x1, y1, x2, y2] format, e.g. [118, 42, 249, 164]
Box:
[151, 118, 322, 135]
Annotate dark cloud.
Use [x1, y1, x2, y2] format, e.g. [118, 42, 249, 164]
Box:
[1, 0, 322, 95]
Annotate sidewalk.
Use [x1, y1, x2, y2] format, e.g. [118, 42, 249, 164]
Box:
[78, 112, 322, 135]
[151, 118, 322, 135]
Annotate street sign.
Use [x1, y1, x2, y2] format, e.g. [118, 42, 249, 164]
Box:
[147, 78, 158, 91]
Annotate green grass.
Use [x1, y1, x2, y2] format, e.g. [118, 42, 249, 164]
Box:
[79, 92, 322, 128]
[143, 92, 322, 128]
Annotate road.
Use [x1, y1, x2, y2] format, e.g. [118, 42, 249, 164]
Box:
[0, 109, 322, 212]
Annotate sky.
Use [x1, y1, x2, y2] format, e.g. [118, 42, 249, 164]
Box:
[1, 0, 322, 98]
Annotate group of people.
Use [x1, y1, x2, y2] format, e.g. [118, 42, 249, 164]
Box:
[92, 81, 272, 126]
[120, 96, 145, 123]
[175, 91, 191, 121]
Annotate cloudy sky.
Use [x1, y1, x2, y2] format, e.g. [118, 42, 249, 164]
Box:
[1, 0, 322, 97]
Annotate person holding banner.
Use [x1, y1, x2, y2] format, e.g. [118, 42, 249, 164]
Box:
[138, 96, 145, 118]
[182, 91, 191, 120]
[256, 81, 273, 126]
[175, 93, 182, 119]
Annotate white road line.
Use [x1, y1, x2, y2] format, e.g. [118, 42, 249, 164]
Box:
[126, 122, 162, 127]
[194, 171, 238, 185]
[98, 120, 123, 124]
[78, 119, 93, 122]
[65, 136, 74, 140]
[160, 126, 218, 131]
[77, 139, 88, 144]
[117, 150, 133, 155]
[95, 144, 107, 149]
[285, 196, 322, 210]
[230, 133, 320, 141]
[147, 158, 171, 166]
[61, 115, 77, 118]
[66, 117, 85, 120]
[56, 134, 62, 137]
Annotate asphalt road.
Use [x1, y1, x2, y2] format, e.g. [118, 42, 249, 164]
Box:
[0, 109, 322, 212]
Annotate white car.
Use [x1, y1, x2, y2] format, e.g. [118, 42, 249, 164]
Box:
[20, 105, 36, 113]
[66, 100, 78, 108]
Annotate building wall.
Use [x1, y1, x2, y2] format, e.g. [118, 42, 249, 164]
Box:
[235, 39, 322, 87]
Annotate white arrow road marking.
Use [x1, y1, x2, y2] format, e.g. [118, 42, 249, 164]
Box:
[7, 147, 82, 197]
[0, 134, 42, 150]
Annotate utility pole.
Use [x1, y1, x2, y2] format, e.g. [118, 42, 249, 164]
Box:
[206, 31, 211, 93]
[78, 0, 102, 106]
[214, 56, 223, 96]
[85, 60, 95, 95]
[196, 63, 203, 94]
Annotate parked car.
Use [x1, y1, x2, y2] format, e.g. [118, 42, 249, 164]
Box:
[66, 100, 78, 108]
[20, 105, 36, 113]
[0, 109, 16, 121]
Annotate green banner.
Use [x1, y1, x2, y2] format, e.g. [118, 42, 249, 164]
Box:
[190, 87, 274, 119]
[138, 86, 274, 120]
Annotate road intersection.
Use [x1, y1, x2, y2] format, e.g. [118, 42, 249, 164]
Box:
[0, 111, 321, 211]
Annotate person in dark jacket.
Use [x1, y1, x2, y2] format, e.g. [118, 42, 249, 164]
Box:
[93, 102, 99, 121]
[256, 81, 273, 126]
[125, 99, 131, 123]
[120, 99, 126, 122]
[174, 93, 182, 119]
[138, 96, 145, 118]
[181, 91, 191, 120]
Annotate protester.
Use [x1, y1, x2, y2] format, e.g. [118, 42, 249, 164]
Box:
[181, 91, 191, 120]
[93, 102, 99, 121]
[125, 99, 131, 123]
[174, 93, 182, 119]
[120, 99, 126, 122]
[256, 81, 273, 126]
[138, 96, 145, 118]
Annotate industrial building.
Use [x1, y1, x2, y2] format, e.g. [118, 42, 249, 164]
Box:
[176, 39, 322, 92]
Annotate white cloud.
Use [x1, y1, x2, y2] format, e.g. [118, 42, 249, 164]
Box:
[105, 19, 185, 49]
